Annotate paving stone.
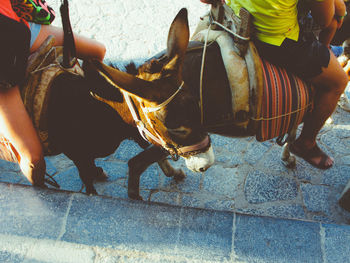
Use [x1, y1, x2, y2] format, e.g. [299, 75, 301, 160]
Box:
[0, 184, 70, 240]
[112, 140, 143, 162]
[215, 151, 244, 167]
[95, 181, 128, 199]
[176, 208, 233, 261]
[322, 165, 350, 188]
[323, 224, 350, 262]
[311, 215, 337, 225]
[43, 158, 57, 177]
[161, 170, 202, 193]
[95, 160, 128, 181]
[320, 129, 348, 155]
[291, 163, 313, 182]
[260, 145, 294, 174]
[234, 214, 322, 263]
[236, 204, 307, 221]
[211, 135, 250, 153]
[244, 141, 271, 166]
[244, 171, 298, 204]
[202, 198, 236, 212]
[62, 195, 186, 256]
[54, 167, 84, 193]
[46, 153, 75, 171]
[0, 250, 23, 263]
[150, 191, 180, 206]
[0, 171, 23, 184]
[0, 235, 33, 263]
[265, 204, 307, 220]
[24, 240, 95, 263]
[301, 183, 332, 214]
[202, 165, 243, 198]
[139, 164, 161, 190]
[0, 159, 20, 172]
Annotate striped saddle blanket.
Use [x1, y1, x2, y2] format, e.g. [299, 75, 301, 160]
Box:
[256, 58, 313, 142]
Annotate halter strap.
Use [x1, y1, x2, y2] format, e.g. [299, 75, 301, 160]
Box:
[142, 81, 184, 113]
[122, 81, 210, 157]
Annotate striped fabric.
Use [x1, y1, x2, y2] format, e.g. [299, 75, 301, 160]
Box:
[0, 135, 19, 163]
[256, 58, 313, 142]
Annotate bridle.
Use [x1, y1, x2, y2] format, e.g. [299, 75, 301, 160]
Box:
[122, 81, 210, 160]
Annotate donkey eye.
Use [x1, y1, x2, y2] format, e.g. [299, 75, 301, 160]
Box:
[167, 127, 190, 137]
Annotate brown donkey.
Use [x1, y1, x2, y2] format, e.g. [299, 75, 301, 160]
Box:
[0, 8, 214, 199]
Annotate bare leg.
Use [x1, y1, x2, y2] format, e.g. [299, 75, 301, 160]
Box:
[291, 52, 348, 168]
[319, 18, 338, 47]
[0, 86, 45, 185]
[30, 24, 106, 61]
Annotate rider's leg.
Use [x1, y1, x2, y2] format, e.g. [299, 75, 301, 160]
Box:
[0, 86, 45, 186]
[319, 18, 338, 47]
[0, 15, 45, 185]
[255, 35, 348, 169]
[293, 52, 348, 168]
[30, 24, 106, 61]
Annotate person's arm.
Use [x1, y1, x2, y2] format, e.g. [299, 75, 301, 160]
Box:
[334, 0, 347, 28]
[311, 0, 336, 27]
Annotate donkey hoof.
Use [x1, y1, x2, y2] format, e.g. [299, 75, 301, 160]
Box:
[86, 187, 98, 196]
[282, 156, 296, 169]
[94, 167, 109, 182]
[174, 169, 186, 182]
[128, 192, 143, 200]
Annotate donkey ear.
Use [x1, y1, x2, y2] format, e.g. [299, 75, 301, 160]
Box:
[85, 59, 159, 103]
[165, 8, 190, 73]
[83, 59, 123, 102]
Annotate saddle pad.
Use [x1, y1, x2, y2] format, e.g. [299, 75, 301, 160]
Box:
[0, 135, 19, 163]
[256, 58, 313, 142]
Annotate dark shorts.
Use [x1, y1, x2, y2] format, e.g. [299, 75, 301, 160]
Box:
[254, 35, 330, 79]
[0, 14, 30, 87]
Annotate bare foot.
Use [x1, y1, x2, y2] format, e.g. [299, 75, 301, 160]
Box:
[289, 141, 334, 169]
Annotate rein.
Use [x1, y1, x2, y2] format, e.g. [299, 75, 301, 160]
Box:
[122, 81, 210, 160]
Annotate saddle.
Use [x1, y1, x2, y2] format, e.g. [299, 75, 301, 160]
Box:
[191, 4, 313, 141]
[191, 5, 263, 131]
[22, 35, 83, 154]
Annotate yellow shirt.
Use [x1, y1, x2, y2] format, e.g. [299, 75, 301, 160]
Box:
[226, 0, 300, 46]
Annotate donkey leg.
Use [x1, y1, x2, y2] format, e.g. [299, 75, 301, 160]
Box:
[157, 159, 186, 182]
[281, 128, 297, 168]
[73, 158, 99, 195]
[94, 166, 108, 182]
[128, 146, 168, 200]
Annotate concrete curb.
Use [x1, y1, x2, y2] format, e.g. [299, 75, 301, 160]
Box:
[1, 182, 349, 263]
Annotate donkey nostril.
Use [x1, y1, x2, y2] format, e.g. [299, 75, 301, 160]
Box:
[199, 167, 206, 172]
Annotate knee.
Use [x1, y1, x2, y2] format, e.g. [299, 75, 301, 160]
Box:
[336, 70, 349, 94]
[327, 67, 349, 96]
[97, 43, 106, 61]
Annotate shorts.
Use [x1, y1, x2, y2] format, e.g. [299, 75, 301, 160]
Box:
[28, 22, 41, 48]
[0, 14, 31, 87]
[254, 34, 330, 79]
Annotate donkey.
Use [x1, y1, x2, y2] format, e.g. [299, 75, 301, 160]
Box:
[118, 3, 337, 185]
[0, 8, 214, 198]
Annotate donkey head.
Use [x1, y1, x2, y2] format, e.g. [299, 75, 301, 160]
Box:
[84, 8, 214, 172]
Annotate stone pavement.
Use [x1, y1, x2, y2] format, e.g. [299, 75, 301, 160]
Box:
[1, 183, 350, 263]
[1, 0, 350, 262]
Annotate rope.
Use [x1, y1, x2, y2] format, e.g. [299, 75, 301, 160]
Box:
[142, 81, 184, 113]
[211, 20, 250, 41]
[199, 25, 211, 125]
[251, 102, 313, 121]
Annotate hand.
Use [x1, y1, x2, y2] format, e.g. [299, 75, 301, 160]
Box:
[200, 0, 225, 5]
